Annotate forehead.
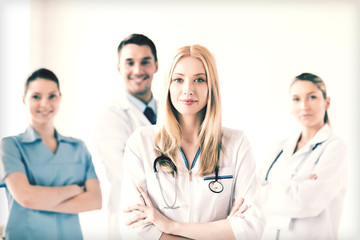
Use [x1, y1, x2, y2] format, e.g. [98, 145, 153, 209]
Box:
[173, 56, 206, 74]
[290, 80, 321, 95]
[119, 44, 154, 61]
[27, 78, 58, 92]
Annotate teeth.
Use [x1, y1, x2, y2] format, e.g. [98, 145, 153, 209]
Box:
[38, 111, 52, 116]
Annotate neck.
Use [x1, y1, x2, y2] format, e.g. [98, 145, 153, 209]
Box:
[133, 91, 152, 104]
[179, 115, 202, 145]
[300, 123, 325, 144]
[31, 121, 55, 140]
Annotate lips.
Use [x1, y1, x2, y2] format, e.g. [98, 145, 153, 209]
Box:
[130, 75, 149, 84]
[180, 99, 197, 105]
[300, 113, 312, 119]
[37, 110, 53, 117]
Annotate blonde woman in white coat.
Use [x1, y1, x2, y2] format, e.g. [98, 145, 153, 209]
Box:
[259, 73, 347, 240]
[120, 45, 265, 240]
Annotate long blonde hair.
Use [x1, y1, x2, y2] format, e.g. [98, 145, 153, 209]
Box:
[154, 45, 222, 176]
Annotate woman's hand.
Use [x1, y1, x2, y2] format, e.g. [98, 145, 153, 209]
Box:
[229, 197, 248, 218]
[124, 186, 174, 233]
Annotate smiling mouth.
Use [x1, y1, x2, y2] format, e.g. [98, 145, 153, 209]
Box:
[131, 75, 149, 83]
[37, 111, 53, 116]
[180, 99, 197, 105]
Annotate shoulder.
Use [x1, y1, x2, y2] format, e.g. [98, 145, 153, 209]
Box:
[323, 131, 347, 152]
[1, 135, 19, 148]
[221, 127, 248, 145]
[57, 133, 87, 148]
[1, 130, 30, 147]
[98, 93, 130, 117]
[128, 125, 157, 143]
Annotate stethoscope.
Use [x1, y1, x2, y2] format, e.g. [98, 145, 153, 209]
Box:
[153, 153, 223, 209]
[263, 141, 324, 185]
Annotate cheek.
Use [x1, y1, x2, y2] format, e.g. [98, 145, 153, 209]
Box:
[201, 86, 209, 102]
[290, 103, 298, 114]
[169, 87, 176, 106]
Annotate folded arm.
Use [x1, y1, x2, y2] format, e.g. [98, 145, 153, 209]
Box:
[49, 178, 102, 213]
[5, 172, 83, 210]
[262, 138, 347, 219]
[5, 172, 101, 213]
[125, 187, 248, 240]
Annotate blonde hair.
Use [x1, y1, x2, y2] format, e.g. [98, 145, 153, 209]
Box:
[154, 45, 222, 176]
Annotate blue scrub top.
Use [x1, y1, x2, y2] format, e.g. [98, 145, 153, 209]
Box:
[0, 126, 98, 240]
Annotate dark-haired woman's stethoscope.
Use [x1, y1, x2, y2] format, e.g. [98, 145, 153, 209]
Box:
[263, 142, 323, 185]
[153, 154, 223, 209]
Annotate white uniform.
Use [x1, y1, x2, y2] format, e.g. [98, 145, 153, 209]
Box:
[120, 126, 265, 240]
[94, 92, 153, 239]
[259, 124, 347, 240]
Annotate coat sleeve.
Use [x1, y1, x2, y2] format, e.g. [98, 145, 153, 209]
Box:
[94, 104, 132, 184]
[227, 132, 265, 240]
[260, 137, 347, 221]
[119, 129, 162, 240]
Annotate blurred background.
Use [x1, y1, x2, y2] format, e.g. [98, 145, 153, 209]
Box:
[0, 0, 359, 239]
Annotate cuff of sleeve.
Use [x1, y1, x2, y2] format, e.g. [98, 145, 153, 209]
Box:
[227, 216, 246, 240]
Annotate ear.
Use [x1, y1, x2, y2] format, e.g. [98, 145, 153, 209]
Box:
[22, 96, 25, 104]
[325, 96, 330, 110]
[154, 61, 159, 73]
[117, 62, 121, 74]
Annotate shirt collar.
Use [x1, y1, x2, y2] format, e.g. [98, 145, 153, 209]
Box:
[19, 126, 42, 143]
[125, 91, 157, 114]
[19, 125, 78, 144]
[307, 124, 332, 146]
[283, 124, 332, 154]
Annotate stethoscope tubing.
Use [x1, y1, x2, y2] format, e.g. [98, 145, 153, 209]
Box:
[153, 153, 224, 208]
[264, 142, 324, 184]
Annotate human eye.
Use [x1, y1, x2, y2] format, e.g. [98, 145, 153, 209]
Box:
[32, 94, 40, 100]
[49, 94, 57, 100]
[292, 97, 300, 102]
[309, 95, 317, 100]
[173, 78, 183, 83]
[126, 61, 134, 66]
[141, 60, 150, 66]
[194, 78, 206, 83]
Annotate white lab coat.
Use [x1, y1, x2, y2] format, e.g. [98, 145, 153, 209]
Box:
[120, 126, 265, 240]
[94, 92, 153, 239]
[258, 124, 347, 240]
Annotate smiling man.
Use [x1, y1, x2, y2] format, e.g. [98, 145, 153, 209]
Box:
[94, 34, 158, 239]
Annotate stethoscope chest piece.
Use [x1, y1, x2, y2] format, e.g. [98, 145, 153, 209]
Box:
[209, 180, 223, 193]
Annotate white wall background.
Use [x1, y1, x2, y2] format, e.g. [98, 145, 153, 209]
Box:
[1, 0, 359, 239]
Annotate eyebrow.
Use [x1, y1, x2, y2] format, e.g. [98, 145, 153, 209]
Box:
[125, 56, 153, 61]
[31, 90, 58, 95]
[291, 91, 319, 96]
[173, 73, 206, 76]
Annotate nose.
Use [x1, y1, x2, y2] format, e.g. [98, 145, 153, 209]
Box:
[300, 99, 309, 109]
[133, 63, 144, 75]
[183, 79, 194, 96]
[40, 98, 49, 107]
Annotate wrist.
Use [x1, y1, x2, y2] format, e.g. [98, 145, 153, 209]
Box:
[167, 221, 181, 235]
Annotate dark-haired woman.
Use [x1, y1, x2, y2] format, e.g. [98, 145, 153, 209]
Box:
[259, 73, 347, 239]
[0, 68, 102, 239]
